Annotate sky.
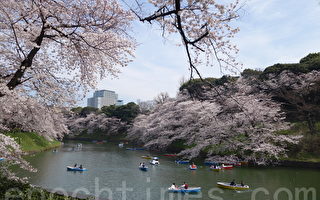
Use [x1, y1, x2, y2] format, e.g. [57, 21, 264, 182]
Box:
[78, 0, 320, 106]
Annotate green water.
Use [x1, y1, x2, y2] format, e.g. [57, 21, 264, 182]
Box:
[17, 141, 319, 200]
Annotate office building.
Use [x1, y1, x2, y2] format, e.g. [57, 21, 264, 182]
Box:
[87, 90, 121, 108]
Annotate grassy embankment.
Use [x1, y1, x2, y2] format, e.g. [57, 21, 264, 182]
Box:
[0, 131, 88, 199]
[276, 122, 320, 163]
[5, 131, 61, 153]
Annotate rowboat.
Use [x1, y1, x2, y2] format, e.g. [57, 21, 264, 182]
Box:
[0, 158, 4, 161]
[150, 157, 160, 165]
[222, 164, 233, 169]
[175, 160, 190, 164]
[126, 148, 145, 151]
[67, 166, 88, 171]
[189, 165, 197, 170]
[163, 154, 177, 157]
[204, 161, 218, 166]
[217, 182, 249, 190]
[168, 187, 201, 193]
[210, 166, 222, 171]
[139, 166, 148, 171]
[141, 156, 153, 159]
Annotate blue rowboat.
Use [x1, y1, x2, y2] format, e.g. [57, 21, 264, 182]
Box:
[0, 158, 4, 161]
[175, 160, 190, 164]
[67, 166, 88, 171]
[139, 166, 148, 171]
[204, 161, 218, 166]
[126, 148, 145, 151]
[135, 148, 145, 150]
[168, 187, 201, 193]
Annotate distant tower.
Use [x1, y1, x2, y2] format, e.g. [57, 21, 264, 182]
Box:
[87, 90, 119, 108]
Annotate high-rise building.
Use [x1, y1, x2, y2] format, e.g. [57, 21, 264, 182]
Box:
[87, 90, 121, 108]
[116, 100, 124, 106]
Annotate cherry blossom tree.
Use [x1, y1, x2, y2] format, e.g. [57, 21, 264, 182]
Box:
[131, 0, 242, 78]
[128, 75, 303, 165]
[0, 0, 135, 175]
[0, 84, 67, 175]
[0, 0, 244, 176]
[0, 84, 68, 139]
[0, 0, 136, 104]
[67, 113, 127, 137]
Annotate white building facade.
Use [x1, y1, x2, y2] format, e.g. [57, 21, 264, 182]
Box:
[87, 90, 123, 108]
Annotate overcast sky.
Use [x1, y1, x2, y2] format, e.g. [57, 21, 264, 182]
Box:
[78, 0, 320, 106]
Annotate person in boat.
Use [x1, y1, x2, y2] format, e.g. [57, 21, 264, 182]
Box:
[181, 182, 189, 189]
[230, 179, 235, 186]
[191, 162, 196, 168]
[142, 162, 145, 168]
[240, 181, 244, 186]
[169, 183, 178, 190]
[74, 163, 77, 168]
[79, 164, 83, 169]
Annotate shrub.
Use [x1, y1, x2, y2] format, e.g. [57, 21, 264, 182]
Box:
[299, 53, 320, 64]
[260, 53, 320, 79]
[241, 68, 263, 77]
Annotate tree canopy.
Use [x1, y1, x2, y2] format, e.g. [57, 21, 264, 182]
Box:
[101, 102, 140, 123]
[0, 0, 136, 104]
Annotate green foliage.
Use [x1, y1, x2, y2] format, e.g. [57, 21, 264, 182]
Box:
[241, 68, 263, 77]
[282, 121, 320, 162]
[71, 130, 127, 141]
[202, 144, 236, 156]
[275, 129, 296, 135]
[299, 135, 320, 156]
[70, 106, 83, 114]
[233, 133, 249, 142]
[262, 63, 309, 76]
[299, 52, 320, 64]
[101, 105, 117, 117]
[261, 52, 320, 79]
[286, 134, 320, 162]
[166, 139, 196, 153]
[179, 76, 238, 98]
[80, 106, 99, 117]
[101, 102, 140, 123]
[179, 78, 209, 97]
[275, 122, 314, 136]
[5, 131, 61, 152]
